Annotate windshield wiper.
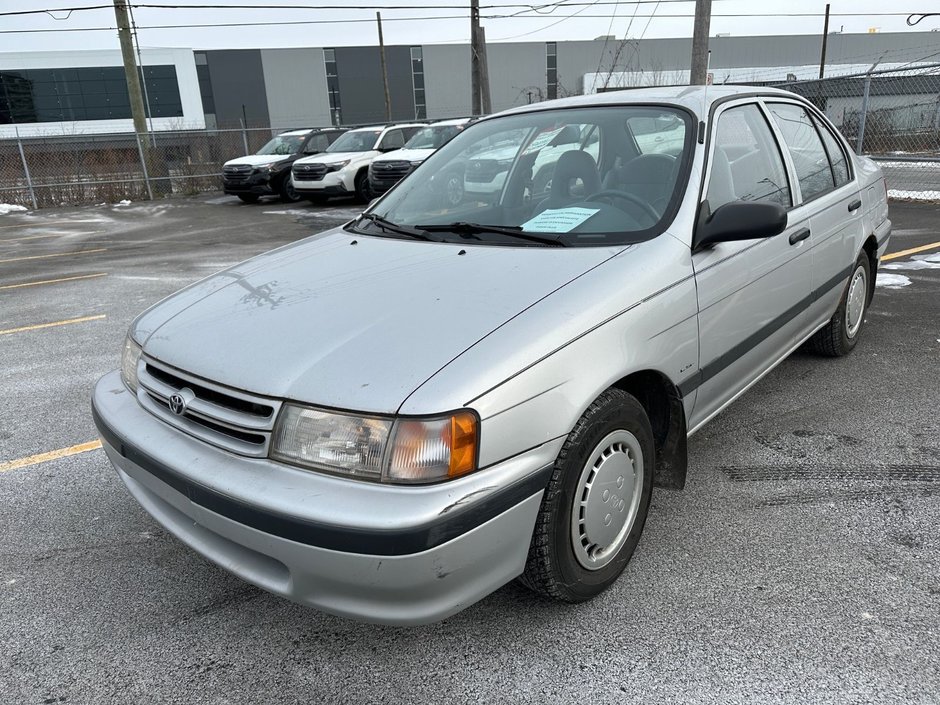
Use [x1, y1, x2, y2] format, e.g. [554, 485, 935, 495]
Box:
[415, 222, 566, 247]
[354, 213, 442, 242]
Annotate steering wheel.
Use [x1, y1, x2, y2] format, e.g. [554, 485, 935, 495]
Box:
[585, 189, 660, 222]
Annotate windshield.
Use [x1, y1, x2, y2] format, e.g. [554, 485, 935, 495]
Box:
[256, 134, 305, 156]
[327, 130, 381, 153]
[405, 125, 463, 150]
[363, 106, 691, 247]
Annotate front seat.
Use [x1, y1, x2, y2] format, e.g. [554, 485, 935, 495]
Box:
[539, 150, 601, 212]
[602, 153, 677, 213]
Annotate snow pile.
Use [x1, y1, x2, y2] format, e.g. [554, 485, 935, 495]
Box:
[888, 190, 940, 202]
[114, 199, 132, 207]
[0, 203, 28, 215]
[875, 273, 912, 289]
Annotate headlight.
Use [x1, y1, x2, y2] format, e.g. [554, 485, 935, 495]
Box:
[253, 161, 278, 172]
[325, 159, 351, 172]
[272, 405, 478, 484]
[121, 336, 142, 393]
[409, 160, 424, 167]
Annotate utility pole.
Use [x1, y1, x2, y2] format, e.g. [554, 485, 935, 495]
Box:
[377, 12, 391, 121]
[818, 3, 831, 79]
[479, 26, 492, 114]
[470, 0, 482, 115]
[113, 0, 148, 136]
[689, 0, 712, 85]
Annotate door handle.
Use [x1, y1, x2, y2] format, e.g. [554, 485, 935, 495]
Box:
[848, 199, 862, 212]
[789, 227, 810, 245]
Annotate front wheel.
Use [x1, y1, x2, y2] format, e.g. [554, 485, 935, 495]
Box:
[278, 176, 301, 203]
[519, 388, 654, 602]
[354, 171, 371, 204]
[808, 252, 871, 356]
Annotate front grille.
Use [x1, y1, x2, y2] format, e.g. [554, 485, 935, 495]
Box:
[137, 357, 282, 457]
[292, 163, 327, 182]
[222, 164, 252, 184]
[465, 159, 502, 183]
[371, 160, 412, 182]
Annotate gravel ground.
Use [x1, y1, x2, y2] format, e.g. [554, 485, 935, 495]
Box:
[1, 195, 938, 705]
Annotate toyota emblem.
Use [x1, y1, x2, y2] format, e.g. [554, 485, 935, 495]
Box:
[168, 393, 186, 415]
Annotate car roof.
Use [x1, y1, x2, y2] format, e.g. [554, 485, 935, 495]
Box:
[493, 84, 803, 121]
[428, 117, 473, 127]
[276, 127, 343, 137]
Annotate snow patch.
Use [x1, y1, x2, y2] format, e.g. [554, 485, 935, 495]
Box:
[882, 252, 940, 271]
[114, 199, 132, 207]
[876, 273, 911, 289]
[0, 203, 28, 215]
[888, 190, 940, 202]
[262, 209, 312, 216]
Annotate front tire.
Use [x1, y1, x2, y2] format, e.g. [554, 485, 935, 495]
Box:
[519, 388, 654, 602]
[808, 252, 871, 356]
[278, 176, 301, 203]
[354, 171, 371, 203]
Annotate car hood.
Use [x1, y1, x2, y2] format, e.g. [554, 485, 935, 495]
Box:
[373, 148, 434, 163]
[137, 229, 622, 414]
[295, 151, 376, 165]
[224, 155, 292, 167]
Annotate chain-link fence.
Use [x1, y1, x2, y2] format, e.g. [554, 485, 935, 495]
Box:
[0, 126, 294, 209]
[769, 62, 940, 201]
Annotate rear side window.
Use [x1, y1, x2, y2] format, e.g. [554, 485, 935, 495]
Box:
[767, 103, 835, 202]
[706, 103, 791, 210]
[811, 115, 851, 187]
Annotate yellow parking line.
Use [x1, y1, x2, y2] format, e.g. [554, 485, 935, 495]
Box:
[0, 273, 107, 291]
[0, 314, 105, 336]
[0, 441, 102, 473]
[0, 248, 107, 264]
[882, 241, 940, 262]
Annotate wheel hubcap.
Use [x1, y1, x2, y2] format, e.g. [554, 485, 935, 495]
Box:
[570, 430, 644, 571]
[845, 266, 867, 338]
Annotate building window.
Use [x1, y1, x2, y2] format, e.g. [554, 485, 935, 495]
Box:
[324, 48, 341, 126]
[0, 65, 184, 125]
[546, 42, 558, 100]
[410, 46, 426, 121]
[194, 52, 216, 126]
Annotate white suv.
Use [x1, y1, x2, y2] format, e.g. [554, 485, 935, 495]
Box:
[291, 123, 425, 203]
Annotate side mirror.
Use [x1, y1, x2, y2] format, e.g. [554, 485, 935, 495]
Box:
[694, 201, 788, 250]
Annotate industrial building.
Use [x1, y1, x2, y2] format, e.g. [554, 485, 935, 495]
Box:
[1, 31, 937, 138]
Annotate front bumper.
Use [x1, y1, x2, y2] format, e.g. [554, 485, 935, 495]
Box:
[292, 170, 354, 194]
[222, 172, 276, 196]
[92, 370, 555, 625]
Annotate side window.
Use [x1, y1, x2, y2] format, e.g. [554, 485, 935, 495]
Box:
[403, 126, 422, 141]
[327, 131, 344, 145]
[380, 129, 405, 150]
[767, 103, 835, 202]
[305, 134, 330, 154]
[706, 104, 791, 211]
[811, 115, 850, 187]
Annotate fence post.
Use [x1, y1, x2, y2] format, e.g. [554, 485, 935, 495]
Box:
[135, 132, 154, 201]
[856, 73, 872, 155]
[13, 125, 38, 210]
[240, 119, 250, 154]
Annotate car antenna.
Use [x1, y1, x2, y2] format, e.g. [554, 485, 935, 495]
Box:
[698, 50, 711, 144]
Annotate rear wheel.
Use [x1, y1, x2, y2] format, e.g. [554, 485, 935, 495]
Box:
[808, 252, 871, 356]
[278, 176, 301, 203]
[236, 194, 259, 204]
[519, 388, 654, 602]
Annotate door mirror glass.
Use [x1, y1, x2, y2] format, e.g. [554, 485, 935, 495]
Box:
[695, 201, 787, 249]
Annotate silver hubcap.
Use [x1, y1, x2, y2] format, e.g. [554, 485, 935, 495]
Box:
[845, 266, 867, 338]
[570, 430, 644, 571]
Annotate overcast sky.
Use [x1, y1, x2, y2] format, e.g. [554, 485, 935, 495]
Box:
[0, 0, 936, 52]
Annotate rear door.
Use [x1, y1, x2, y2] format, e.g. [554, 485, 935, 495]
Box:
[688, 100, 815, 431]
[763, 101, 864, 329]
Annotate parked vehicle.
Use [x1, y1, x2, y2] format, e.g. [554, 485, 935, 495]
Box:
[221, 128, 346, 203]
[291, 123, 425, 203]
[94, 86, 890, 626]
[368, 118, 473, 198]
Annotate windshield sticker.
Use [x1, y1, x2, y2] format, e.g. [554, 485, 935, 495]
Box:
[522, 127, 565, 154]
[521, 207, 600, 233]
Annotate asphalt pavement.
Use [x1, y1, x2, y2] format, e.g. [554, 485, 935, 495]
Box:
[1, 194, 938, 704]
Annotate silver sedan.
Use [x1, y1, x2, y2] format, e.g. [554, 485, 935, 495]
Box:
[92, 85, 891, 625]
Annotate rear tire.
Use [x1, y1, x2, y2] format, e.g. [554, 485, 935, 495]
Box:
[519, 388, 654, 602]
[236, 194, 259, 204]
[808, 252, 871, 357]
